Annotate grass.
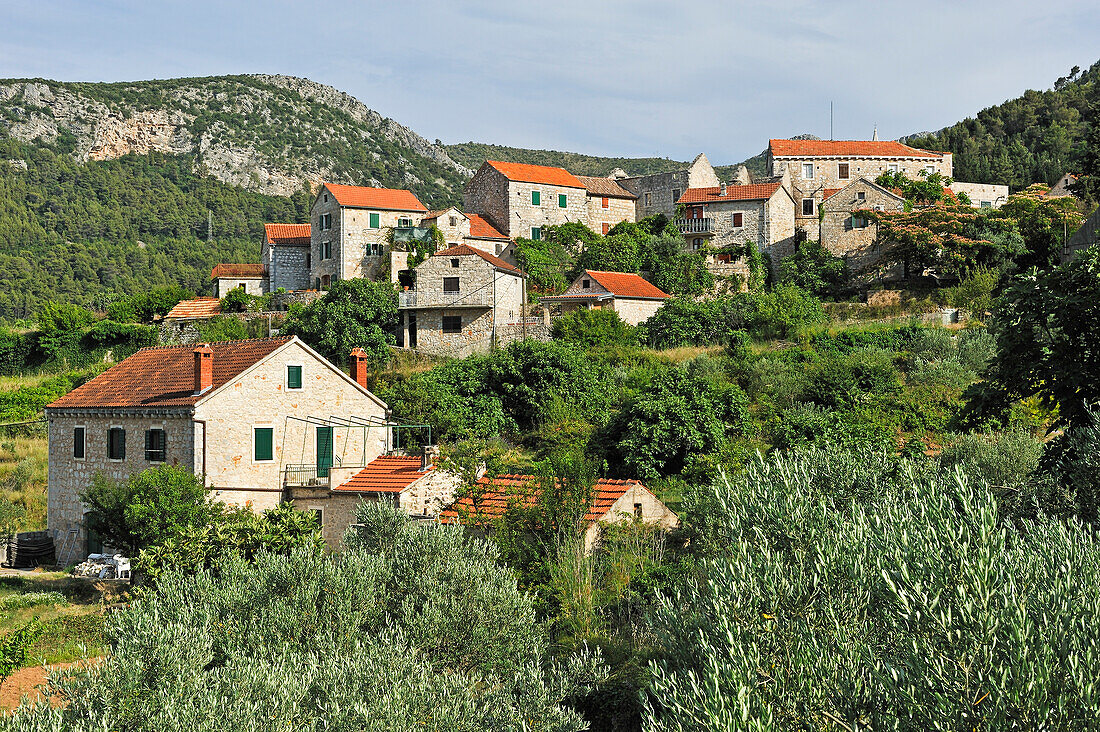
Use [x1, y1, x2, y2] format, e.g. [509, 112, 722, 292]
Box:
[0, 436, 47, 532]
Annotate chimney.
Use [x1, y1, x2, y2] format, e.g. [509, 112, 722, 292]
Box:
[193, 344, 213, 395]
[719, 182, 727, 196]
[349, 348, 370, 390]
[421, 444, 439, 472]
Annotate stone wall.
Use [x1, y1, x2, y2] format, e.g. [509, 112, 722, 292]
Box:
[583, 485, 679, 551]
[611, 297, 666, 326]
[214, 277, 266, 298]
[764, 188, 798, 263]
[949, 182, 1010, 208]
[619, 170, 690, 219]
[463, 166, 511, 237]
[400, 469, 461, 517]
[310, 189, 424, 286]
[585, 194, 636, 234]
[269, 245, 311, 291]
[423, 208, 469, 245]
[820, 179, 905, 273]
[289, 488, 391, 548]
[503, 180, 588, 241]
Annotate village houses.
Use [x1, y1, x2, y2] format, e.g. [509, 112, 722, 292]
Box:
[539, 270, 670, 326]
[616, 153, 724, 219]
[419, 207, 512, 257]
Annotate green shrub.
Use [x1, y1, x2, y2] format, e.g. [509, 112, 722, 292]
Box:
[551, 308, 638, 348]
[0, 591, 66, 610]
[751, 284, 826, 340]
[945, 266, 999, 316]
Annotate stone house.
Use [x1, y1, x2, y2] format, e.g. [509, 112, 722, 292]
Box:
[164, 297, 222, 322]
[397, 244, 527, 357]
[1063, 204, 1100, 262]
[420, 207, 512, 258]
[539, 270, 670, 326]
[439, 474, 679, 552]
[575, 175, 638, 234]
[819, 177, 907, 274]
[44, 336, 389, 564]
[262, 223, 312, 292]
[211, 264, 267, 297]
[948, 182, 1010, 209]
[766, 139, 953, 240]
[1046, 173, 1079, 199]
[617, 153, 721, 219]
[310, 183, 428, 288]
[463, 160, 588, 241]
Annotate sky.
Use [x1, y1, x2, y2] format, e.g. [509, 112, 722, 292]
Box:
[2, 0, 1098, 165]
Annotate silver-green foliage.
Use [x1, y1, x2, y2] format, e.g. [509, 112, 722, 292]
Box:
[648, 449, 1100, 731]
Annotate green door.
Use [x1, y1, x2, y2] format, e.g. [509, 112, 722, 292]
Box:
[316, 427, 333, 478]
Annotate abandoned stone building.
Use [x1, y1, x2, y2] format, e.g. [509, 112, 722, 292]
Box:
[211, 263, 267, 297]
[1063, 204, 1100, 262]
[44, 336, 391, 564]
[818, 177, 906, 274]
[463, 160, 592, 241]
[262, 223, 312, 291]
[539, 270, 670, 326]
[616, 153, 722, 219]
[420, 206, 512, 258]
[164, 297, 222, 323]
[575, 175, 638, 235]
[397, 244, 528, 357]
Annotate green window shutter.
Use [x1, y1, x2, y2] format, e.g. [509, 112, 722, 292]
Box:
[369, 212, 380, 228]
[531, 227, 541, 241]
[558, 194, 567, 208]
[531, 191, 540, 205]
[254, 427, 274, 462]
[287, 365, 302, 389]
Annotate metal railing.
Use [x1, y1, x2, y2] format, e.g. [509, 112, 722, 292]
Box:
[397, 290, 496, 308]
[284, 465, 329, 488]
[674, 217, 713, 233]
[399, 291, 417, 307]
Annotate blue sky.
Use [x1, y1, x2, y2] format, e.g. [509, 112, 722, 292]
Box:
[2, 0, 1098, 164]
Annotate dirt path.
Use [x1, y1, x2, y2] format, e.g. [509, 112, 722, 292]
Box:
[0, 658, 103, 711]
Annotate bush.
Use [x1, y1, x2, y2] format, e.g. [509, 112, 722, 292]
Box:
[106, 286, 193, 323]
[750, 283, 825, 340]
[944, 266, 999, 316]
[940, 430, 1044, 517]
[775, 239, 849, 297]
[282, 278, 398, 367]
[551, 308, 638, 348]
[218, 286, 254, 313]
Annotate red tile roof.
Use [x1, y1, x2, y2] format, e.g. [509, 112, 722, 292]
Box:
[467, 214, 508, 240]
[435, 244, 523, 274]
[165, 298, 222, 320]
[46, 337, 293, 409]
[211, 263, 266, 279]
[574, 175, 637, 199]
[264, 223, 311, 247]
[769, 139, 946, 159]
[587, 271, 669, 299]
[677, 182, 783, 204]
[334, 455, 431, 493]
[439, 474, 648, 525]
[324, 183, 427, 211]
[484, 160, 585, 189]
[822, 188, 842, 200]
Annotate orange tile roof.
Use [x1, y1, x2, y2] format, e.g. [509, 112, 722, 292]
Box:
[467, 214, 508, 240]
[334, 455, 431, 493]
[264, 223, 311, 246]
[439, 474, 649, 525]
[677, 182, 783, 204]
[422, 208, 458, 220]
[324, 183, 427, 211]
[46, 337, 293, 409]
[435, 244, 523, 274]
[485, 160, 585, 189]
[574, 175, 637, 199]
[211, 263, 266, 279]
[769, 139, 945, 159]
[822, 188, 842, 200]
[165, 298, 222, 320]
[587, 271, 669, 299]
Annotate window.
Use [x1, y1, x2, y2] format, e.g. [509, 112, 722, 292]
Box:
[581, 278, 591, 289]
[369, 212, 380, 228]
[601, 197, 609, 209]
[634, 502, 643, 519]
[144, 428, 166, 462]
[531, 227, 541, 241]
[398, 217, 412, 228]
[602, 223, 609, 235]
[108, 427, 126, 461]
[321, 241, 331, 260]
[449, 216, 457, 226]
[287, 364, 303, 390]
[320, 213, 332, 231]
[450, 258, 460, 268]
[73, 426, 85, 460]
[644, 192, 652, 206]
[369, 242, 381, 256]
[558, 193, 567, 208]
[980, 200, 992, 209]
[802, 163, 814, 178]
[887, 163, 899, 173]
[924, 164, 936, 174]
[321, 274, 331, 288]
[672, 188, 681, 202]
[310, 508, 324, 528]
[323, 193, 329, 202]
[838, 163, 850, 179]
[851, 216, 869, 229]
[693, 238, 704, 250]
[802, 198, 815, 216]
[531, 190, 541, 206]
[716, 253, 732, 263]
[857, 191, 866, 201]
[442, 315, 462, 334]
[443, 277, 460, 293]
[253, 427, 274, 462]
[237, 282, 247, 290]
[731, 212, 743, 228]
[305, 252, 311, 269]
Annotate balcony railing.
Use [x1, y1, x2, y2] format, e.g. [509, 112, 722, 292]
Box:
[284, 464, 328, 488]
[397, 290, 496, 308]
[675, 217, 713, 234]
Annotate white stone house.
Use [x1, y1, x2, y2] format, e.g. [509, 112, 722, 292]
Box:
[211, 263, 267, 297]
[44, 336, 390, 564]
[397, 244, 528, 357]
[947, 181, 1010, 209]
[539, 270, 670, 326]
[464, 160, 589, 241]
[262, 223, 312, 292]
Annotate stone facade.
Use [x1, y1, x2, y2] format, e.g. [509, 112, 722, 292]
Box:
[266, 244, 311, 291]
[214, 276, 266, 297]
[618, 153, 720, 219]
[585, 191, 636, 235]
[542, 271, 669, 326]
[464, 162, 589, 240]
[820, 178, 906, 274]
[948, 181, 1010, 209]
[584, 484, 680, 551]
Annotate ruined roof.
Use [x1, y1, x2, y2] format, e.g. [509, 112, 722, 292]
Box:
[574, 175, 638, 199]
[439, 474, 649, 525]
[46, 337, 293, 410]
[484, 160, 585, 189]
[211, 263, 266, 279]
[264, 223, 311, 247]
[165, 298, 222, 320]
[334, 455, 432, 493]
[434, 244, 523, 274]
[323, 183, 427, 212]
[677, 182, 783, 204]
[768, 139, 946, 159]
[467, 214, 508, 240]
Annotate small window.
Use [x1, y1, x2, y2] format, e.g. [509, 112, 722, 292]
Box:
[531, 190, 541, 206]
[851, 216, 869, 229]
[634, 502, 643, 519]
[924, 164, 936, 174]
[601, 197, 609, 209]
[398, 217, 412, 228]
[531, 227, 541, 241]
[369, 212, 380, 228]
[558, 193, 567, 208]
[693, 238, 703, 250]
[287, 365, 303, 390]
[449, 216, 457, 226]
[581, 278, 591, 289]
[323, 193, 329, 202]
[73, 426, 85, 460]
[442, 315, 462, 334]
[305, 252, 311, 269]
[144, 428, 166, 462]
[857, 191, 866, 201]
[310, 508, 324, 528]
[672, 188, 681, 202]
[644, 192, 652, 206]
[450, 258, 460, 268]
[802, 163, 814, 178]
[731, 212, 743, 228]
[443, 277, 460, 293]
[838, 163, 850, 179]
[321, 274, 331, 288]
[980, 200, 992, 209]
[254, 427, 274, 462]
[321, 241, 332, 260]
[108, 427, 126, 461]
[802, 198, 815, 216]
[887, 163, 899, 173]
[320, 213, 332, 231]
[602, 223, 609, 235]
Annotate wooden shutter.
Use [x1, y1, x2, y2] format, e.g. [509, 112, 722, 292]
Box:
[287, 365, 303, 389]
[558, 194, 567, 208]
[369, 212, 380, 228]
[531, 191, 540, 205]
[602, 197, 609, 208]
[602, 223, 609, 235]
[254, 427, 274, 462]
[732, 212, 743, 227]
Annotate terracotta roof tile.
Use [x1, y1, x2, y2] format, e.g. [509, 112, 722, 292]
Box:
[677, 183, 783, 204]
[46, 337, 293, 409]
[485, 160, 585, 188]
[467, 214, 508, 240]
[439, 474, 648, 525]
[435, 244, 523, 274]
[582, 270, 670, 299]
[574, 175, 637, 199]
[769, 139, 946, 159]
[422, 209, 459, 220]
[165, 298, 222, 320]
[324, 183, 427, 212]
[334, 455, 431, 493]
[822, 188, 842, 200]
[211, 263, 266, 279]
[264, 223, 311, 247]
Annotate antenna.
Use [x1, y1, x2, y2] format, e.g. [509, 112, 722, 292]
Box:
[830, 101, 834, 141]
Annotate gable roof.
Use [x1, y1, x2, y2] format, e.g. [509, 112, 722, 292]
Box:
[165, 298, 222, 320]
[769, 139, 946, 159]
[677, 182, 783, 204]
[211, 263, 266, 279]
[439, 474, 650, 525]
[586, 271, 669, 299]
[46, 337, 293, 410]
[484, 160, 585, 189]
[434, 244, 523, 274]
[323, 183, 427, 212]
[334, 455, 432, 493]
[264, 223, 311, 247]
[467, 214, 509, 240]
[821, 177, 907, 210]
[575, 175, 638, 199]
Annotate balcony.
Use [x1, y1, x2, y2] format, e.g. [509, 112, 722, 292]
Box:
[397, 289, 496, 309]
[675, 217, 714, 234]
[284, 464, 328, 488]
